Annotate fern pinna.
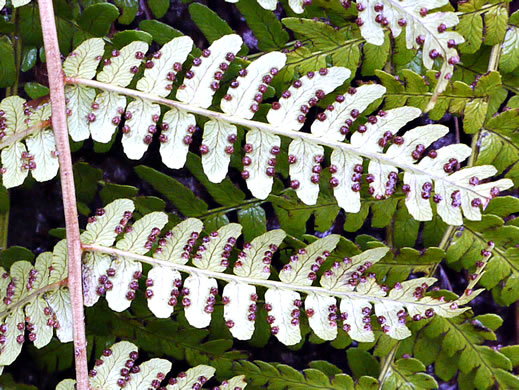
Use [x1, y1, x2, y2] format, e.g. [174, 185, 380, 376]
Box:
[78, 198, 486, 346]
[0, 33, 511, 227]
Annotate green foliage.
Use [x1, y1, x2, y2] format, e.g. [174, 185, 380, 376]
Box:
[232, 360, 359, 389]
[413, 312, 519, 389]
[0, 0, 519, 389]
[447, 196, 519, 305]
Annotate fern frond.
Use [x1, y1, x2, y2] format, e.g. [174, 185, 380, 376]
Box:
[56, 340, 247, 389]
[0, 242, 71, 371]
[355, 0, 465, 105]
[80, 199, 489, 346]
[1, 35, 512, 226]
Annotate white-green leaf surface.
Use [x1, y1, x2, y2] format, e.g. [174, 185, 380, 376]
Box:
[11, 0, 31, 7]
[97, 41, 149, 87]
[264, 288, 301, 346]
[311, 84, 386, 141]
[137, 36, 193, 96]
[233, 229, 286, 280]
[220, 52, 286, 119]
[223, 281, 256, 340]
[81, 199, 135, 246]
[82, 252, 113, 307]
[9, 261, 32, 303]
[50, 240, 69, 282]
[89, 341, 138, 389]
[320, 247, 389, 291]
[47, 289, 73, 342]
[373, 300, 411, 340]
[147, 267, 181, 318]
[25, 296, 54, 348]
[63, 38, 104, 79]
[126, 358, 172, 390]
[340, 297, 375, 342]
[279, 234, 340, 286]
[159, 108, 196, 169]
[116, 210, 168, 253]
[28, 102, 51, 126]
[330, 149, 363, 213]
[402, 142, 513, 224]
[56, 379, 76, 390]
[288, 0, 305, 13]
[192, 223, 242, 272]
[1, 142, 28, 188]
[25, 129, 59, 182]
[167, 364, 216, 390]
[356, 0, 464, 98]
[305, 293, 338, 341]
[183, 274, 217, 329]
[0, 267, 9, 313]
[33, 251, 52, 290]
[81, 198, 135, 305]
[89, 91, 126, 144]
[500, 26, 519, 73]
[0, 308, 24, 366]
[288, 139, 324, 205]
[245, 128, 280, 200]
[404, 143, 469, 223]
[65, 85, 95, 142]
[0, 96, 25, 136]
[106, 211, 168, 311]
[26, 104, 55, 178]
[121, 98, 161, 160]
[153, 218, 203, 264]
[220, 375, 248, 389]
[201, 119, 237, 183]
[360, 112, 429, 199]
[176, 34, 243, 108]
[266, 67, 351, 130]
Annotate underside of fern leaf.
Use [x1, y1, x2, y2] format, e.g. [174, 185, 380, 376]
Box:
[56, 340, 247, 389]
[0, 34, 511, 227]
[0, 242, 71, 373]
[80, 199, 489, 346]
[356, 0, 465, 105]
